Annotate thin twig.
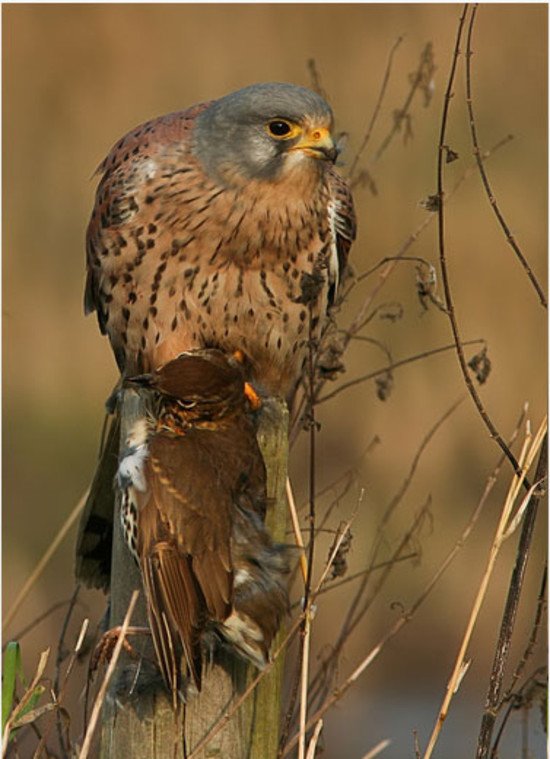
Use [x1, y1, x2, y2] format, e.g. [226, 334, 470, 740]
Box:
[281, 406, 527, 757]
[434, 4, 529, 489]
[307, 500, 430, 716]
[353, 254, 437, 287]
[318, 341, 482, 405]
[79, 591, 139, 759]
[54, 584, 81, 757]
[33, 617, 90, 759]
[502, 564, 547, 703]
[298, 616, 312, 759]
[465, 4, 547, 308]
[291, 133, 513, 445]
[3, 488, 90, 631]
[291, 516, 360, 735]
[371, 42, 435, 164]
[306, 59, 328, 101]
[307, 399, 462, 712]
[3, 600, 75, 650]
[305, 553, 418, 604]
[314, 470, 359, 537]
[305, 719, 323, 759]
[297, 306, 318, 759]
[337, 133, 514, 324]
[489, 665, 547, 759]
[349, 35, 404, 179]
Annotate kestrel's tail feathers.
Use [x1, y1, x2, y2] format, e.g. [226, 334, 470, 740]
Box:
[141, 541, 205, 695]
[75, 410, 120, 590]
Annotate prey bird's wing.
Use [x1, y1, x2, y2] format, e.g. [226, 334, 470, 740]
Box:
[137, 430, 234, 692]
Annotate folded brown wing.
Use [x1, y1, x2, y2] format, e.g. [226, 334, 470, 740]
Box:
[137, 431, 234, 694]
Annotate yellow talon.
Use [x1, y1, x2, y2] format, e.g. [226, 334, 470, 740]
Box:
[231, 351, 260, 409]
[244, 382, 261, 410]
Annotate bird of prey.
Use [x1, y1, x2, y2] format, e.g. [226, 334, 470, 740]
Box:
[116, 349, 292, 696]
[84, 81, 355, 395]
[77, 81, 355, 588]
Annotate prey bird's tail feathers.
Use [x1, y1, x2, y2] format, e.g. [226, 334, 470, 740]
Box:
[142, 541, 206, 694]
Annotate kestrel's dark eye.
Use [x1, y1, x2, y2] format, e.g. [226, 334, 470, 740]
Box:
[268, 120, 291, 136]
[266, 119, 297, 139]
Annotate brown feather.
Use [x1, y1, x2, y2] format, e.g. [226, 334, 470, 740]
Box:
[116, 349, 293, 696]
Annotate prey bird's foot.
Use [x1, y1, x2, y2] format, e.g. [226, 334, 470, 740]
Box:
[90, 625, 150, 675]
[231, 349, 262, 410]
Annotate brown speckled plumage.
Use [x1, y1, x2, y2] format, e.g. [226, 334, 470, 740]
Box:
[85, 83, 355, 396]
[117, 350, 292, 695]
[77, 83, 355, 592]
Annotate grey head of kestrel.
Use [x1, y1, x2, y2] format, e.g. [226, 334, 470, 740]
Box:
[77, 84, 356, 593]
[193, 82, 338, 183]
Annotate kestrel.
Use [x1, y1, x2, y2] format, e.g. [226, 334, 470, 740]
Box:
[85, 82, 356, 397]
[77, 82, 355, 589]
[117, 349, 292, 695]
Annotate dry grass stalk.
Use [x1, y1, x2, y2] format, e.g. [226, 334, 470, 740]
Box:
[286, 477, 308, 584]
[2, 648, 50, 757]
[304, 719, 323, 759]
[3, 488, 89, 632]
[32, 617, 89, 758]
[78, 590, 139, 759]
[422, 415, 547, 759]
[297, 614, 312, 759]
[306, 400, 462, 713]
[281, 404, 528, 756]
[362, 738, 391, 759]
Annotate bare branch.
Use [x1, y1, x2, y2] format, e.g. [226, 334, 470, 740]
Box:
[502, 564, 547, 703]
[318, 341, 483, 405]
[475, 432, 548, 758]
[433, 4, 529, 489]
[465, 4, 547, 308]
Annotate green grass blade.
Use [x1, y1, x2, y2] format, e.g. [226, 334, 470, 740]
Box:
[2, 642, 22, 731]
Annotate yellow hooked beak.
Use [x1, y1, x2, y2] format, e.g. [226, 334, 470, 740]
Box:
[290, 125, 337, 162]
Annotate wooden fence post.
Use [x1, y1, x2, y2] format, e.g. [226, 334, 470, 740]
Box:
[100, 391, 289, 759]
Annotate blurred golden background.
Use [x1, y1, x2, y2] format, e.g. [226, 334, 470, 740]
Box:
[3, 4, 547, 758]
